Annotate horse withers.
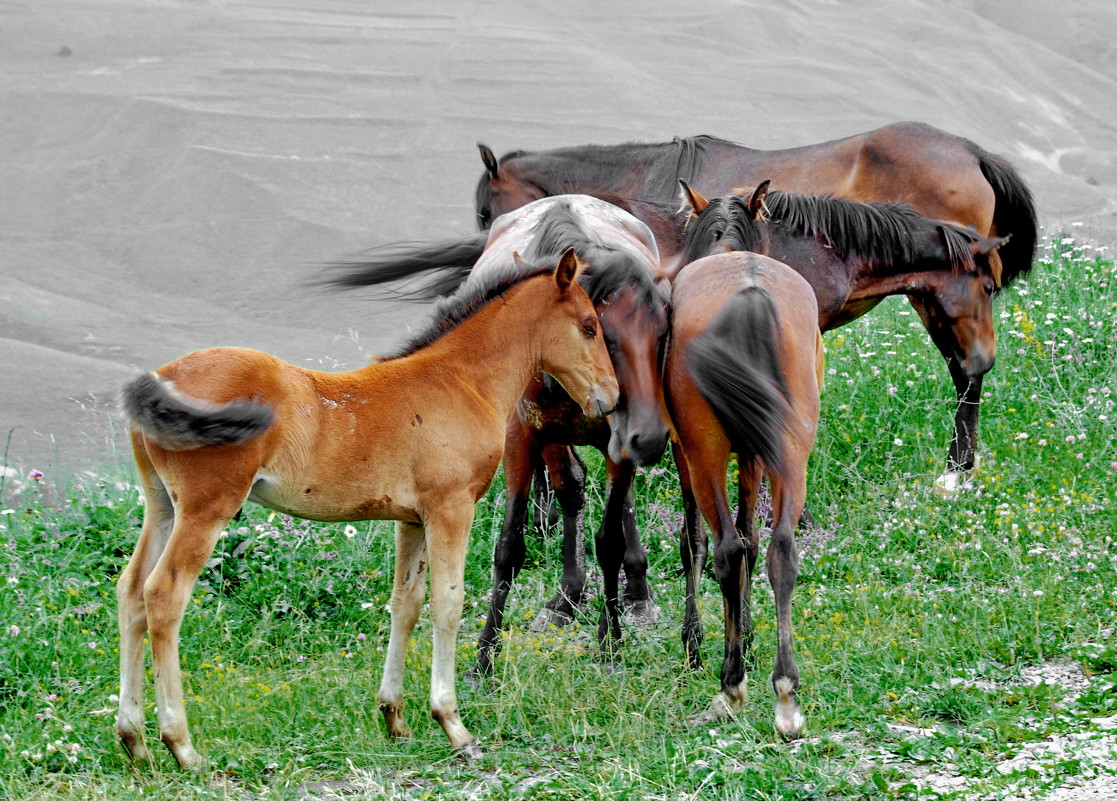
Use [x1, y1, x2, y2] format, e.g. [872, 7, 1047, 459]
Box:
[115, 253, 618, 768]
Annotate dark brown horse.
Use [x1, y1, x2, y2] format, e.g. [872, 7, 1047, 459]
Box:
[666, 248, 823, 737]
[475, 121, 1038, 489]
[677, 181, 1009, 378]
[324, 194, 671, 673]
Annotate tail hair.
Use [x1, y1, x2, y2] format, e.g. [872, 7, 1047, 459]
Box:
[319, 234, 488, 301]
[121, 373, 273, 450]
[686, 286, 793, 481]
[968, 141, 1038, 287]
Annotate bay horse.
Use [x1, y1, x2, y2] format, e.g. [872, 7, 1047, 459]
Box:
[475, 121, 1038, 490]
[666, 250, 823, 738]
[115, 253, 618, 767]
[324, 194, 671, 672]
[676, 181, 1009, 379]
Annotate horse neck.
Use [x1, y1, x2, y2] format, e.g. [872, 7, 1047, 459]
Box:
[843, 228, 968, 302]
[403, 289, 547, 416]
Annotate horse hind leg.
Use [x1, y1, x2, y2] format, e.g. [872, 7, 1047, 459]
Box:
[116, 434, 175, 763]
[767, 472, 806, 740]
[146, 485, 249, 770]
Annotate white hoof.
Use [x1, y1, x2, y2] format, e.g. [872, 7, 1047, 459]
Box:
[933, 469, 974, 497]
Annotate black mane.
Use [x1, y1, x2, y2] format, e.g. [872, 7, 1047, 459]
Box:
[764, 192, 982, 272]
[383, 265, 552, 360]
[476, 137, 717, 229]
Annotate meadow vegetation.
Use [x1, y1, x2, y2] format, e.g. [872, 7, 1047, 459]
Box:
[1, 233, 1115, 799]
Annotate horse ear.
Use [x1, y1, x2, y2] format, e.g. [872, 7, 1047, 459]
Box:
[970, 235, 1010, 289]
[554, 248, 580, 294]
[678, 180, 709, 217]
[747, 180, 771, 219]
[512, 251, 526, 267]
[478, 143, 499, 179]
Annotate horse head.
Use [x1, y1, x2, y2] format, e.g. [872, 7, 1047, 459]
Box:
[679, 180, 772, 262]
[475, 144, 549, 230]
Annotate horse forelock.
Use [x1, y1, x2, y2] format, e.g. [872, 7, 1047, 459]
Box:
[383, 265, 554, 360]
[577, 248, 664, 309]
[684, 195, 767, 262]
[937, 223, 982, 273]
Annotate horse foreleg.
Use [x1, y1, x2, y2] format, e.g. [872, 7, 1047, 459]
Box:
[474, 429, 539, 676]
[379, 521, 427, 739]
[767, 478, 805, 739]
[116, 436, 174, 764]
[533, 444, 587, 630]
[941, 359, 983, 492]
[612, 461, 659, 626]
[675, 444, 707, 671]
[424, 503, 481, 758]
[594, 460, 637, 663]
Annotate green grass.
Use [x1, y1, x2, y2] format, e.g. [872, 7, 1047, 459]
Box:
[2, 234, 1115, 799]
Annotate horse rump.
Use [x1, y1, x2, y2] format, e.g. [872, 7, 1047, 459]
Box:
[685, 286, 793, 482]
[121, 372, 274, 450]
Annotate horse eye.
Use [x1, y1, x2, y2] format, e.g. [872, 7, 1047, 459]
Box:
[582, 322, 598, 338]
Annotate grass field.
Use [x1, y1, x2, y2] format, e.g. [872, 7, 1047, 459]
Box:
[2, 233, 1115, 800]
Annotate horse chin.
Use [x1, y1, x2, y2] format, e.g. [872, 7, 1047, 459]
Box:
[959, 350, 995, 379]
[607, 415, 629, 464]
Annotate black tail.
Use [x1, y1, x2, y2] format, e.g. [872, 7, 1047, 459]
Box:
[967, 141, 1038, 287]
[319, 234, 488, 301]
[686, 287, 793, 482]
[121, 373, 273, 450]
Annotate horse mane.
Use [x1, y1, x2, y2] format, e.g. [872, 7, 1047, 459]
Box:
[382, 265, 552, 360]
[764, 192, 981, 272]
[521, 199, 663, 307]
[684, 195, 769, 263]
[503, 138, 714, 200]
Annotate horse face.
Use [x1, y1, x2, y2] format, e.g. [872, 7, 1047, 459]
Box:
[474, 162, 548, 230]
[597, 286, 671, 466]
[539, 258, 620, 419]
[921, 269, 997, 378]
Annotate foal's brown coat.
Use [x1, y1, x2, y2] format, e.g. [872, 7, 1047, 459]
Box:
[115, 256, 618, 767]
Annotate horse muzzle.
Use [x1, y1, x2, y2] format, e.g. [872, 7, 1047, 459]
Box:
[606, 409, 670, 467]
[585, 382, 619, 420]
[958, 344, 995, 379]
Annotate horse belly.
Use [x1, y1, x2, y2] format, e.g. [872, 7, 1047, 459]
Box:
[247, 473, 422, 524]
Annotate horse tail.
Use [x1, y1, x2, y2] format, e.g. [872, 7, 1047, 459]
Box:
[686, 286, 793, 483]
[320, 234, 488, 301]
[121, 373, 274, 450]
[967, 140, 1038, 287]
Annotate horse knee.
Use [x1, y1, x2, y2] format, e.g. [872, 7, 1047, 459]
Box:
[713, 536, 746, 582]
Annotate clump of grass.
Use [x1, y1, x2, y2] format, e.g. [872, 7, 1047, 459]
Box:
[1, 233, 1115, 799]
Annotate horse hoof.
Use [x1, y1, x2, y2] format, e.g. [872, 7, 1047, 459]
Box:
[934, 470, 974, 497]
[530, 606, 574, 631]
[455, 740, 484, 762]
[689, 691, 738, 726]
[622, 600, 660, 627]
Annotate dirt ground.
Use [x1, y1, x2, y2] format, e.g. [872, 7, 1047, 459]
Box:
[2, 0, 1115, 473]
